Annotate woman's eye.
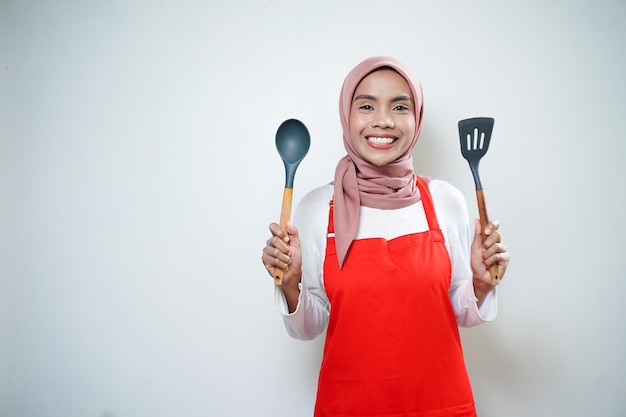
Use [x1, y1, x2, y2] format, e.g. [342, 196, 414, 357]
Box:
[394, 104, 410, 111]
[359, 104, 374, 111]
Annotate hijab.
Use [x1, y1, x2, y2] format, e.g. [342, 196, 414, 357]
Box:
[333, 56, 424, 268]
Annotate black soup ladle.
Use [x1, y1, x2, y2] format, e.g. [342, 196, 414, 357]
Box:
[274, 119, 310, 285]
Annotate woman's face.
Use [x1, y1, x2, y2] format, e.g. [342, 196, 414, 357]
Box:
[349, 69, 416, 167]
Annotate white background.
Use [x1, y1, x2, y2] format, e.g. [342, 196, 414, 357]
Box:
[2, 1, 625, 416]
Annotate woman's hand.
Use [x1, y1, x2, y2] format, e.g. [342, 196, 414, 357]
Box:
[471, 219, 510, 305]
[261, 221, 303, 312]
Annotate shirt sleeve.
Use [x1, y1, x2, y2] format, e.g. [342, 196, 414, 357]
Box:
[429, 180, 498, 327]
[273, 185, 333, 340]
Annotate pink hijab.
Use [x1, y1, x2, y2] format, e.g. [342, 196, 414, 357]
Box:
[333, 56, 424, 268]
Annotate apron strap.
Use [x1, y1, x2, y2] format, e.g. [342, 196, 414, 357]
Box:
[416, 176, 441, 231]
[327, 200, 335, 235]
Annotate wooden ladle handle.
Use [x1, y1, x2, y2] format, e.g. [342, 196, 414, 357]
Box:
[274, 188, 293, 285]
[476, 189, 500, 285]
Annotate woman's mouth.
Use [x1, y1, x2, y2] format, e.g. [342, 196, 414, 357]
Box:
[366, 136, 396, 146]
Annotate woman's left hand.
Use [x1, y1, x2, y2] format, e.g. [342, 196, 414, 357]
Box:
[471, 219, 510, 303]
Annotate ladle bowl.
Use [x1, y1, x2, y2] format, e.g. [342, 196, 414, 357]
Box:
[276, 119, 311, 188]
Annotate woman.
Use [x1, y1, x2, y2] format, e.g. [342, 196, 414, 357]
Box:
[262, 56, 510, 417]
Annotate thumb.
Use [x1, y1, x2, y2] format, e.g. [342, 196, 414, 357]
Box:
[285, 222, 301, 246]
[471, 219, 483, 249]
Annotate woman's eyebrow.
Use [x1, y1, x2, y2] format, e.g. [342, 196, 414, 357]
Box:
[353, 94, 413, 102]
[391, 95, 413, 103]
[353, 94, 377, 102]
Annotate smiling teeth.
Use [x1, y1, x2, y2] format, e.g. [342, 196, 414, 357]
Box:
[367, 137, 395, 145]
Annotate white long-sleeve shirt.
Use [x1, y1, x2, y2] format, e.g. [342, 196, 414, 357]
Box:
[274, 178, 497, 340]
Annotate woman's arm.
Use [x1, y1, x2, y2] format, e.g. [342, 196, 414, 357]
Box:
[430, 180, 499, 327]
[273, 185, 333, 340]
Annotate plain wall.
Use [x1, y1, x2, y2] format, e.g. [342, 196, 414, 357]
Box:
[2, 1, 625, 416]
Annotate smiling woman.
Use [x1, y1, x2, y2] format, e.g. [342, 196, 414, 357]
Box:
[349, 68, 417, 167]
[261, 56, 510, 417]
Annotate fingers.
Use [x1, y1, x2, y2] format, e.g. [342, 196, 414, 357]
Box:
[472, 218, 510, 281]
[261, 222, 298, 278]
[262, 237, 291, 276]
[483, 244, 509, 267]
[477, 219, 501, 249]
[482, 219, 500, 235]
[268, 222, 289, 243]
[480, 219, 510, 280]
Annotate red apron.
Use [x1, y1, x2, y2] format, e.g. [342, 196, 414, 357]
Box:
[314, 177, 476, 417]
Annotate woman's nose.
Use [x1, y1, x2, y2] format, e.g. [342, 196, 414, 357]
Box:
[372, 111, 395, 128]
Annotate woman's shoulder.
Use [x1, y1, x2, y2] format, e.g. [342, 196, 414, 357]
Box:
[293, 183, 334, 242]
[297, 183, 334, 209]
[424, 177, 469, 219]
[426, 177, 465, 202]
[293, 183, 333, 223]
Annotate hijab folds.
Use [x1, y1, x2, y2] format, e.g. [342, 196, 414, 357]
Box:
[333, 56, 424, 268]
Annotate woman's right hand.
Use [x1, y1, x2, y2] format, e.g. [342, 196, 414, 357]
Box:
[262, 222, 302, 311]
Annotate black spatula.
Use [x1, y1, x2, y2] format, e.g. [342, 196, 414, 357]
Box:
[458, 117, 499, 284]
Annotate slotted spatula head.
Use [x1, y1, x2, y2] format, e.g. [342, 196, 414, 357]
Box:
[458, 117, 495, 190]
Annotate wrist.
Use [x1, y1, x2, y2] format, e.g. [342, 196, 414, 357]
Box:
[282, 281, 300, 296]
[473, 278, 493, 305]
[282, 280, 301, 314]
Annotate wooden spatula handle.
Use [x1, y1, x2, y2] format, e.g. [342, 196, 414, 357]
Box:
[476, 189, 500, 285]
[274, 188, 293, 285]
